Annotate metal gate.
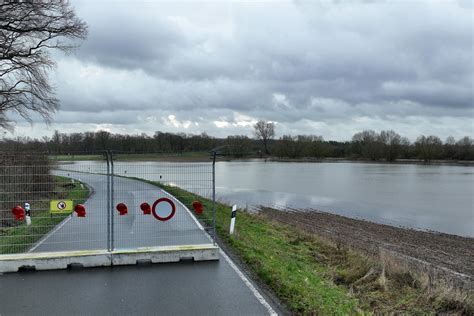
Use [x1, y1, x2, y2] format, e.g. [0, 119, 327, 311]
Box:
[0, 151, 218, 272]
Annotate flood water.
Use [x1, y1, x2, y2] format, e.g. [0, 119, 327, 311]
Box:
[64, 160, 474, 237]
[215, 161, 474, 237]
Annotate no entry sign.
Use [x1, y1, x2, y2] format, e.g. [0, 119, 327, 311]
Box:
[152, 198, 176, 222]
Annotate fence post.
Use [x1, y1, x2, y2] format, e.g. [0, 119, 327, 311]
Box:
[212, 151, 217, 244]
[109, 150, 115, 251]
[105, 151, 111, 252]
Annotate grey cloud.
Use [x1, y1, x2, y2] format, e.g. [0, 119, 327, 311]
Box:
[32, 0, 472, 140]
[74, 4, 189, 71]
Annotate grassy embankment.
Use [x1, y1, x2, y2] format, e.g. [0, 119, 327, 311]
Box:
[147, 181, 468, 314]
[0, 176, 89, 254]
[50, 152, 213, 162]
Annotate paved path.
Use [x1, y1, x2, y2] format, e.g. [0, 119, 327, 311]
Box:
[0, 172, 280, 315]
[31, 171, 210, 252]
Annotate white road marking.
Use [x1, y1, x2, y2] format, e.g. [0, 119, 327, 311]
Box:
[28, 216, 72, 253]
[160, 187, 277, 315]
[220, 249, 278, 316]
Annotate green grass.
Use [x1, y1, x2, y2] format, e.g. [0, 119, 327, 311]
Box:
[49, 152, 212, 162]
[49, 154, 103, 161]
[0, 176, 90, 254]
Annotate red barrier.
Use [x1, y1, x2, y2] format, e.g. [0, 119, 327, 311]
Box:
[140, 202, 151, 215]
[11, 205, 25, 221]
[192, 201, 203, 215]
[116, 203, 128, 216]
[75, 204, 86, 217]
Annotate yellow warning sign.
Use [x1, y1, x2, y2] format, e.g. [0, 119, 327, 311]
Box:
[50, 200, 73, 214]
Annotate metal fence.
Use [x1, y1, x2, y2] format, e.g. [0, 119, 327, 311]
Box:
[0, 151, 216, 256]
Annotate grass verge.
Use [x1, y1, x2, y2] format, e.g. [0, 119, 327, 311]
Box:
[0, 176, 90, 254]
[50, 152, 213, 162]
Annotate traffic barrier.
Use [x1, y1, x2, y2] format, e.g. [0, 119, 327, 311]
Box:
[192, 200, 203, 215]
[74, 204, 86, 217]
[0, 151, 217, 267]
[11, 205, 25, 221]
[116, 203, 128, 216]
[140, 202, 151, 215]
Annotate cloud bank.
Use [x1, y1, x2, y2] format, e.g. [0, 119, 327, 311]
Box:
[11, 0, 474, 141]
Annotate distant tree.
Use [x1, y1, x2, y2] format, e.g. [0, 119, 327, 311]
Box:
[0, 0, 87, 130]
[352, 130, 382, 160]
[304, 135, 325, 158]
[274, 135, 295, 158]
[96, 130, 111, 150]
[254, 120, 275, 155]
[399, 137, 412, 159]
[455, 136, 474, 160]
[444, 136, 457, 159]
[225, 135, 252, 157]
[276, 135, 305, 158]
[379, 130, 402, 161]
[50, 130, 61, 154]
[415, 135, 443, 162]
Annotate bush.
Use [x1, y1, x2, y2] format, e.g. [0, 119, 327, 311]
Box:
[0, 152, 53, 227]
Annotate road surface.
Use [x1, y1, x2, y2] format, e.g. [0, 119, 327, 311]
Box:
[0, 171, 282, 315]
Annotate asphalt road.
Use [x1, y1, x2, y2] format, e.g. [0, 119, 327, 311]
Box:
[0, 172, 280, 315]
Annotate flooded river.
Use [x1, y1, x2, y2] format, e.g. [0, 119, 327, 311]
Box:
[64, 160, 474, 237]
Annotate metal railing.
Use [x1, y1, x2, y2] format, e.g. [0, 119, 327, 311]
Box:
[0, 151, 216, 256]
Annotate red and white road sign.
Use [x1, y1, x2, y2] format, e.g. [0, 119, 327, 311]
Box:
[152, 198, 176, 222]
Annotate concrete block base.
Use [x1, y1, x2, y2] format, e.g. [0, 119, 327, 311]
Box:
[0, 244, 219, 273]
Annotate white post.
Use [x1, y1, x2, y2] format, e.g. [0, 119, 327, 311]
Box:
[24, 202, 31, 226]
[230, 205, 237, 235]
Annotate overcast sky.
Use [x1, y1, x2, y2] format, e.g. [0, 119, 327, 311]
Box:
[9, 0, 474, 141]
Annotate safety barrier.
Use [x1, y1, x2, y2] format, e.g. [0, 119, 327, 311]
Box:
[0, 151, 218, 272]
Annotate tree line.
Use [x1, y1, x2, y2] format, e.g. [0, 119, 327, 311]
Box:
[1, 128, 472, 162]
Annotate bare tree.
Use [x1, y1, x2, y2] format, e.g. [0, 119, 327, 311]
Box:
[455, 136, 474, 160]
[444, 136, 457, 159]
[0, 0, 87, 130]
[351, 130, 382, 160]
[415, 135, 443, 162]
[379, 130, 402, 161]
[254, 120, 275, 155]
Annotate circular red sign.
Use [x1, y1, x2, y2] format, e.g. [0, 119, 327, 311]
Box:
[152, 198, 176, 221]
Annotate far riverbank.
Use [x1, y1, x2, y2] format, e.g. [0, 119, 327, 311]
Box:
[51, 152, 474, 166]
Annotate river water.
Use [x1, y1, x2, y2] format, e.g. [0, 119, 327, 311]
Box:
[63, 160, 474, 237]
